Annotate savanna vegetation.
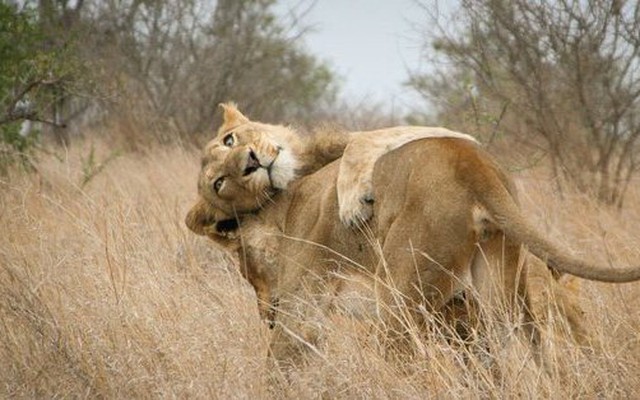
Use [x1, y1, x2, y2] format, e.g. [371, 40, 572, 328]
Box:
[409, 0, 640, 207]
[2, 0, 640, 398]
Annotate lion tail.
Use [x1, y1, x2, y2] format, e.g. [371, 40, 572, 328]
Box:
[477, 175, 640, 283]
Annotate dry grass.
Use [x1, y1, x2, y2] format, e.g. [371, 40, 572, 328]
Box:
[1, 139, 640, 398]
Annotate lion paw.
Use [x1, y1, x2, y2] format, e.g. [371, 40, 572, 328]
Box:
[339, 192, 374, 227]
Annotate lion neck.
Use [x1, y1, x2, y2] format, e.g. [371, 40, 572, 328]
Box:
[239, 190, 292, 237]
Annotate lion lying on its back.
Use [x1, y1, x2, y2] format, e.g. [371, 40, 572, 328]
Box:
[186, 105, 640, 355]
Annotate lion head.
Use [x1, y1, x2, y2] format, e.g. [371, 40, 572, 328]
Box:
[186, 103, 305, 238]
[187, 102, 352, 239]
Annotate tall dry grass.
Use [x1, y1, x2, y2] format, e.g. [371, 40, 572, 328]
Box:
[1, 139, 639, 398]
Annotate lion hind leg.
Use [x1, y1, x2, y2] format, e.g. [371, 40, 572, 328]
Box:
[337, 127, 477, 227]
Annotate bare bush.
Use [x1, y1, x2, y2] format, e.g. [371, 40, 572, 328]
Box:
[82, 0, 336, 141]
[2, 0, 336, 151]
[410, 0, 640, 207]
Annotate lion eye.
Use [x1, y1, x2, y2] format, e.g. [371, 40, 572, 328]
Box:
[213, 177, 225, 193]
[223, 133, 234, 147]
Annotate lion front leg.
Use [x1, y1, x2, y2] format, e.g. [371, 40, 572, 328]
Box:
[337, 154, 375, 227]
[337, 127, 478, 227]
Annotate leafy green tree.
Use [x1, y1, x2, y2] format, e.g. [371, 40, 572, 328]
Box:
[0, 2, 41, 168]
[0, 1, 84, 170]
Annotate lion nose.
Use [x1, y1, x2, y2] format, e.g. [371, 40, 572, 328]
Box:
[243, 149, 261, 176]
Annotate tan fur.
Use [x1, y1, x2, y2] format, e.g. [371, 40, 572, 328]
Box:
[186, 103, 477, 320]
[194, 104, 358, 218]
[338, 126, 476, 225]
[186, 106, 640, 357]
[524, 253, 590, 345]
[199, 103, 477, 227]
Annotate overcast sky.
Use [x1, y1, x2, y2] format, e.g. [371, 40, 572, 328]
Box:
[276, 0, 440, 110]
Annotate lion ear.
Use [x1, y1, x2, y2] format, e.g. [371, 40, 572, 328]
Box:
[218, 102, 249, 129]
[185, 197, 240, 238]
[185, 198, 241, 254]
[185, 198, 216, 236]
[214, 218, 239, 234]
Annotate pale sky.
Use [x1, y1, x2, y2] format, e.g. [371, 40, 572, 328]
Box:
[277, 0, 439, 111]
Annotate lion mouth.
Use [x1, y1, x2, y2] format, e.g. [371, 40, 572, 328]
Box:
[243, 149, 261, 176]
[242, 146, 282, 194]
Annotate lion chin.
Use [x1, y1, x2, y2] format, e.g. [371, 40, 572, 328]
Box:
[186, 103, 640, 360]
[267, 145, 298, 191]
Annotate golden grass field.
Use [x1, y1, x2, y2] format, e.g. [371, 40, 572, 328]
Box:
[1, 140, 640, 398]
